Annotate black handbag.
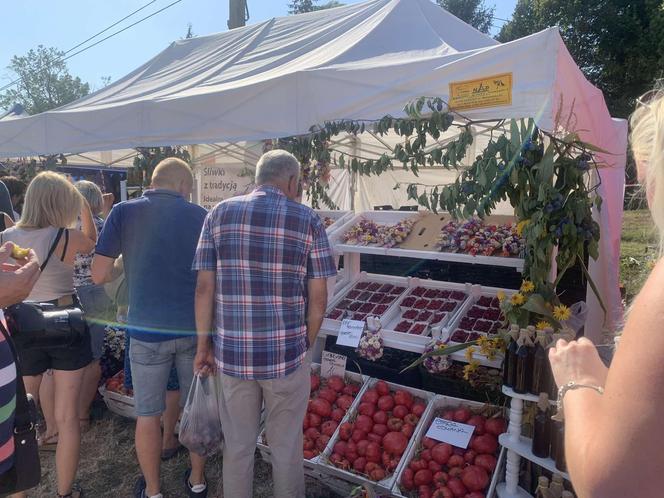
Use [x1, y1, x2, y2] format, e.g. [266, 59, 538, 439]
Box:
[0, 320, 40, 496]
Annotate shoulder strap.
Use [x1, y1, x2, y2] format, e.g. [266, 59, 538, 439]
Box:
[40, 228, 65, 273]
[60, 228, 69, 262]
[0, 320, 33, 432]
[0, 214, 5, 232]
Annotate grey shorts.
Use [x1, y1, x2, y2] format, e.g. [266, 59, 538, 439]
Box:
[75, 284, 114, 360]
[129, 336, 197, 417]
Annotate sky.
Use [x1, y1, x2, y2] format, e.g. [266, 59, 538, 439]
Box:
[0, 0, 517, 92]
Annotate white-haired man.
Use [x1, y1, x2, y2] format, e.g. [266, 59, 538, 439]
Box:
[193, 150, 337, 498]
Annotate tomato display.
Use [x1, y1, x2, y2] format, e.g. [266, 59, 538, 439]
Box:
[398, 404, 506, 498]
[326, 382, 427, 482]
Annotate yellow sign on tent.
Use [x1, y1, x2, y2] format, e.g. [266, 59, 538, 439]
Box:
[449, 73, 513, 111]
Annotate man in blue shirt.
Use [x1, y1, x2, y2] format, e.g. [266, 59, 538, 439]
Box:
[92, 158, 208, 498]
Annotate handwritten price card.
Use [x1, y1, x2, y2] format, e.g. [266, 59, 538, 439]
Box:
[321, 351, 347, 379]
[425, 417, 475, 449]
[336, 319, 365, 348]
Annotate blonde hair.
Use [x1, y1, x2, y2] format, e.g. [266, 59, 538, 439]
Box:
[151, 158, 193, 190]
[74, 180, 103, 216]
[18, 172, 82, 229]
[630, 88, 664, 250]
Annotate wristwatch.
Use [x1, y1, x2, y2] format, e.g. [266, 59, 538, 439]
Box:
[552, 381, 605, 421]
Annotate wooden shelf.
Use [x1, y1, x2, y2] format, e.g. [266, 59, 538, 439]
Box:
[499, 434, 570, 481]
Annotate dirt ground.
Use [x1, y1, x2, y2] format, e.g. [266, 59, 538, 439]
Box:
[29, 410, 344, 498]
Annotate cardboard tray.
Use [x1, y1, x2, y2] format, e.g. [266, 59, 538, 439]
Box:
[256, 362, 370, 468]
[391, 394, 507, 498]
[317, 378, 436, 495]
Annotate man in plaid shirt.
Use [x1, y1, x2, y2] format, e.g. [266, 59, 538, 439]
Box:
[193, 150, 337, 498]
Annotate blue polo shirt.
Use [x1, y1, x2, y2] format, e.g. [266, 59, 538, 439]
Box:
[96, 189, 207, 342]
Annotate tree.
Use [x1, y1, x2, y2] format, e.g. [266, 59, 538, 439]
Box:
[437, 0, 495, 34]
[0, 45, 90, 114]
[497, 0, 664, 119]
[288, 0, 343, 14]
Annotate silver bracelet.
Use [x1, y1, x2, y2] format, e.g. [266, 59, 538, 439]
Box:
[552, 381, 604, 421]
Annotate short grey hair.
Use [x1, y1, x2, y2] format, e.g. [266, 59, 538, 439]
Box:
[74, 180, 104, 215]
[255, 150, 300, 185]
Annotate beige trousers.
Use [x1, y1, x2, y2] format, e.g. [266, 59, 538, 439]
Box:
[219, 356, 311, 498]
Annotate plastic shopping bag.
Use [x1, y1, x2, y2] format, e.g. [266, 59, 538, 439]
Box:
[178, 373, 223, 457]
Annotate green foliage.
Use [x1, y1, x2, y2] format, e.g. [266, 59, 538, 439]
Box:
[497, 0, 664, 119]
[131, 147, 191, 187]
[0, 45, 90, 115]
[278, 96, 602, 308]
[288, 0, 343, 14]
[437, 0, 496, 34]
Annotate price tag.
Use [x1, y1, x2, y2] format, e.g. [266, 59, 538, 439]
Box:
[425, 417, 475, 449]
[321, 351, 347, 379]
[336, 319, 365, 348]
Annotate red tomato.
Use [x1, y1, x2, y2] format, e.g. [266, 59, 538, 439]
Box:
[404, 413, 420, 426]
[387, 417, 404, 431]
[338, 422, 352, 441]
[362, 389, 379, 405]
[367, 433, 383, 445]
[401, 423, 415, 438]
[377, 395, 395, 412]
[353, 456, 367, 473]
[411, 402, 427, 417]
[394, 390, 414, 409]
[414, 469, 433, 486]
[392, 405, 409, 419]
[372, 424, 388, 437]
[355, 414, 374, 433]
[358, 402, 376, 417]
[373, 410, 388, 425]
[375, 380, 390, 396]
[351, 429, 368, 443]
[453, 407, 471, 423]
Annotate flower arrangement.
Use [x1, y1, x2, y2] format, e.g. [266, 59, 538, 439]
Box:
[357, 329, 384, 361]
[422, 339, 452, 373]
[436, 218, 524, 257]
[342, 217, 417, 248]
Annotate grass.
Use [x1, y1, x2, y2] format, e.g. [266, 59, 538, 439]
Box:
[31, 412, 343, 498]
[619, 210, 659, 303]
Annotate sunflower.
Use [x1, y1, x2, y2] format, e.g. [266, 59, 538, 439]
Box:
[520, 280, 535, 294]
[516, 220, 530, 236]
[464, 346, 476, 362]
[496, 290, 506, 302]
[510, 293, 526, 306]
[553, 304, 572, 321]
[536, 320, 550, 330]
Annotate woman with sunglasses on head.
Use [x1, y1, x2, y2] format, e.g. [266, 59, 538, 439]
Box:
[548, 88, 664, 498]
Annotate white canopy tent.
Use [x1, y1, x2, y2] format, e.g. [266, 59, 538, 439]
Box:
[0, 0, 626, 340]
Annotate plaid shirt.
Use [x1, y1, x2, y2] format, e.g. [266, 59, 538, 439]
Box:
[192, 185, 337, 379]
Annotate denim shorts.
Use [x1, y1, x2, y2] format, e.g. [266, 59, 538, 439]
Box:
[129, 336, 197, 417]
[75, 284, 114, 360]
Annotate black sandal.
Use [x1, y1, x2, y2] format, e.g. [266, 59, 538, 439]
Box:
[57, 483, 84, 498]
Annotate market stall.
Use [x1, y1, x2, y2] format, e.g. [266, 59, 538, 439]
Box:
[0, 1, 626, 496]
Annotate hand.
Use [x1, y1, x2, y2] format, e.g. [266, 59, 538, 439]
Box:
[194, 345, 216, 377]
[0, 242, 40, 308]
[548, 337, 609, 389]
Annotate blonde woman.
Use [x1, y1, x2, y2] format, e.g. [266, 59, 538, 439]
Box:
[0, 171, 97, 498]
[548, 89, 664, 498]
